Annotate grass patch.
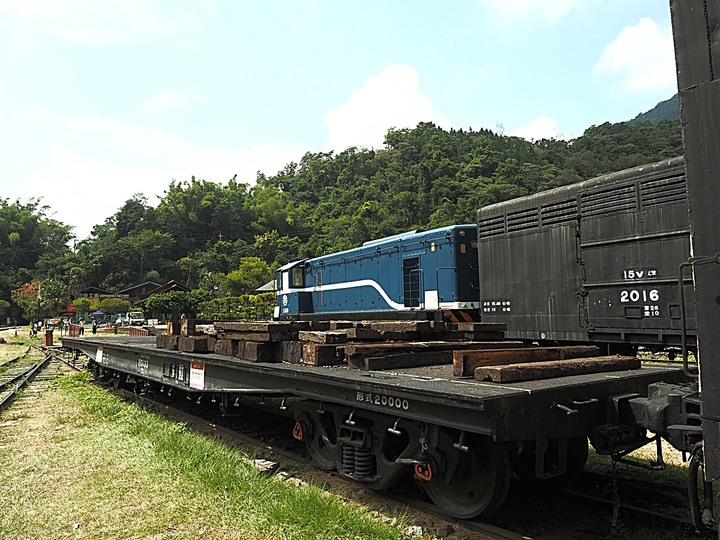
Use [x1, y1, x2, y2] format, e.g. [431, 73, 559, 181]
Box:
[0, 373, 410, 539]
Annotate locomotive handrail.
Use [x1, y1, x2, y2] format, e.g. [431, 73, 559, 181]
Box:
[434, 266, 456, 304]
[407, 268, 424, 309]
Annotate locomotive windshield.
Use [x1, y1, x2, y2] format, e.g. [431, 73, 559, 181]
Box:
[291, 267, 304, 288]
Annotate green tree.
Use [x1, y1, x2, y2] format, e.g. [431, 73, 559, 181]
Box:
[226, 257, 272, 296]
[114, 194, 157, 238]
[155, 176, 254, 261]
[39, 278, 70, 316]
[0, 198, 73, 299]
[71, 298, 92, 320]
[2, 117, 684, 308]
[11, 281, 42, 322]
[98, 297, 131, 315]
[253, 230, 303, 268]
[0, 299, 10, 322]
[146, 290, 191, 321]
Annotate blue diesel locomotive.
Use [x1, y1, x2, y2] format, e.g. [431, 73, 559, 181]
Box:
[275, 225, 480, 321]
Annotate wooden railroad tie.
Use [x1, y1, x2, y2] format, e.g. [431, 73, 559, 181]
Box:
[180, 318, 214, 336]
[156, 319, 515, 368]
[302, 343, 345, 366]
[178, 335, 215, 354]
[297, 330, 347, 344]
[452, 345, 601, 377]
[345, 340, 522, 370]
[242, 341, 276, 363]
[474, 355, 641, 383]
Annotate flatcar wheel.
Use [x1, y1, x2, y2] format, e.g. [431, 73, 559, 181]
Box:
[304, 428, 337, 471]
[421, 430, 510, 519]
[295, 410, 338, 471]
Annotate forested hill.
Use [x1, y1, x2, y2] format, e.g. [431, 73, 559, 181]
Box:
[627, 94, 680, 126]
[0, 117, 683, 321]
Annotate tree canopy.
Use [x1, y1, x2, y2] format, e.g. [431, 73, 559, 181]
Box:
[0, 118, 684, 322]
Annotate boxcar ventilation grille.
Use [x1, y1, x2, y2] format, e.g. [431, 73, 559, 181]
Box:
[477, 215, 505, 238]
[640, 175, 688, 208]
[540, 199, 577, 226]
[581, 185, 636, 217]
[506, 208, 539, 233]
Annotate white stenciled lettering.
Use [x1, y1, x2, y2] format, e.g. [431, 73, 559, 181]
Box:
[355, 392, 410, 411]
[620, 289, 659, 303]
[623, 268, 658, 280]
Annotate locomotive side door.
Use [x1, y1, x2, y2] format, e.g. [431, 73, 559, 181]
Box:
[402, 257, 421, 308]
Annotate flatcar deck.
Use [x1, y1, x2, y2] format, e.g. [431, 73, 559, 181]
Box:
[62, 336, 687, 442]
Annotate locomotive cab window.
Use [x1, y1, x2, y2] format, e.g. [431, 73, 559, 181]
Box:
[291, 267, 305, 288]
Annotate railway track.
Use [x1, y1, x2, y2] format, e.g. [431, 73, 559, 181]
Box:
[92, 372, 706, 540]
[0, 347, 85, 412]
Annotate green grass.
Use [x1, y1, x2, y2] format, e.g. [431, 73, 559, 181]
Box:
[0, 372, 411, 539]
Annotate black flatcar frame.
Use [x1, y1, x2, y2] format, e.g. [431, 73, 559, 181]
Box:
[63, 336, 686, 443]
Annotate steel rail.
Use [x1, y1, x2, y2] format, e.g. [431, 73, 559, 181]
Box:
[0, 354, 51, 411]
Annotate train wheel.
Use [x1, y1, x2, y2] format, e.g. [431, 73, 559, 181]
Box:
[304, 427, 337, 471]
[294, 408, 338, 471]
[420, 429, 510, 519]
[510, 436, 588, 487]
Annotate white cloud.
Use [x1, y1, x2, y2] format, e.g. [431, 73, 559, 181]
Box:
[5, 111, 303, 240]
[513, 116, 567, 141]
[595, 17, 676, 94]
[476, 0, 581, 23]
[0, 0, 214, 46]
[143, 90, 207, 113]
[324, 63, 451, 151]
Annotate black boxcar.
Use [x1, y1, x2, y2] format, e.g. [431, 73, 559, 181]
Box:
[477, 156, 695, 350]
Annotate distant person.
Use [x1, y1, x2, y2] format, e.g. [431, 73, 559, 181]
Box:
[92, 320, 98, 335]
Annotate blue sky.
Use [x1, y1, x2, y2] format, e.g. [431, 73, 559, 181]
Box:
[0, 0, 678, 240]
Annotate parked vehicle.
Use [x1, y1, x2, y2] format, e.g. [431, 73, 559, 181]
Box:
[118, 312, 145, 326]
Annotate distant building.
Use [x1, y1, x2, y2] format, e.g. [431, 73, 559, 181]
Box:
[78, 286, 117, 298]
[115, 281, 163, 305]
[144, 280, 191, 297]
[137, 280, 192, 321]
[79, 281, 191, 314]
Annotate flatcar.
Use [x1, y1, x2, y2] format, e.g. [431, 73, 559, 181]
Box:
[477, 156, 695, 352]
[275, 225, 481, 322]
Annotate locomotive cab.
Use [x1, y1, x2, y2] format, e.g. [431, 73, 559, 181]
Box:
[275, 260, 313, 318]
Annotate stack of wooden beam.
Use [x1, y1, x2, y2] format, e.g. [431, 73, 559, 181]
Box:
[452, 345, 640, 382]
[155, 319, 510, 368]
[154, 320, 641, 381]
